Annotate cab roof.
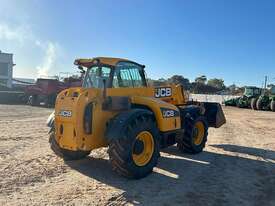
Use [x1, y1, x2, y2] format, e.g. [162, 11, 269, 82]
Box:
[245, 86, 261, 89]
[74, 57, 143, 68]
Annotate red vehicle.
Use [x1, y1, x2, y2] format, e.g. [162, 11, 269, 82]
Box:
[25, 77, 82, 107]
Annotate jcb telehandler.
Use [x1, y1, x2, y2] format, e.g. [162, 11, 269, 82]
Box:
[47, 57, 226, 179]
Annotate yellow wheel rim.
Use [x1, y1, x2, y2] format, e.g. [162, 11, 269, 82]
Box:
[193, 121, 205, 145]
[132, 131, 154, 167]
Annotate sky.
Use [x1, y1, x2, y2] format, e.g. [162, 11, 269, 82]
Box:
[0, 0, 275, 87]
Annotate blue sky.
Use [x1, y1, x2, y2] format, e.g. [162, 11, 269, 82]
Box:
[0, 0, 275, 86]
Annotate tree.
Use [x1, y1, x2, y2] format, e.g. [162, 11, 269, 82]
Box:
[151, 78, 168, 86]
[207, 78, 225, 90]
[168, 75, 190, 89]
[195, 75, 207, 84]
[228, 84, 236, 91]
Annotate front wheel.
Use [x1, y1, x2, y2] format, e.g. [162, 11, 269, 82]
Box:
[177, 116, 208, 154]
[49, 131, 90, 160]
[251, 98, 258, 110]
[236, 99, 244, 108]
[108, 112, 160, 179]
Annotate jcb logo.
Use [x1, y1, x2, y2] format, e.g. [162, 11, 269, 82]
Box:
[155, 87, 172, 98]
[160, 107, 179, 118]
[59, 110, 72, 117]
[163, 110, 175, 118]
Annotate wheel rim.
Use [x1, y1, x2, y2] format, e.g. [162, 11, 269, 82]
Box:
[132, 131, 154, 167]
[193, 121, 205, 145]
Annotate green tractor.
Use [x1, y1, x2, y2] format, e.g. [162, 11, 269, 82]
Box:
[223, 96, 239, 106]
[251, 86, 275, 111]
[224, 86, 262, 108]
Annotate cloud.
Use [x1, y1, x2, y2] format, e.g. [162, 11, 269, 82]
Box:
[0, 22, 32, 44]
[36, 42, 59, 77]
[0, 22, 62, 77]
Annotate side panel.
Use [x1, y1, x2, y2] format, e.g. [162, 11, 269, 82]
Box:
[106, 86, 182, 132]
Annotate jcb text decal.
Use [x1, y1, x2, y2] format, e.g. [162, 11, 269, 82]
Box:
[59, 110, 72, 117]
[160, 108, 180, 118]
[155, 87, 172, 98]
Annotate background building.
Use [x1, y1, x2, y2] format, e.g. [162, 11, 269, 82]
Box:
[0, 51, 14, 88]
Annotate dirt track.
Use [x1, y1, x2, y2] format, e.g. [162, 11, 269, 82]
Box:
[0, 105, 274, 206]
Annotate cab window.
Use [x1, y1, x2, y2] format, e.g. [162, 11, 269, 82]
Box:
[113, 62, 146, 88]
[83, 66, 111, 88]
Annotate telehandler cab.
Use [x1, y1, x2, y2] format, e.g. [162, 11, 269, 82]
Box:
[47, 57, 226, 179]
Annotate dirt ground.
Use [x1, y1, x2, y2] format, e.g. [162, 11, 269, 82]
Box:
[0, 105, 274, 206]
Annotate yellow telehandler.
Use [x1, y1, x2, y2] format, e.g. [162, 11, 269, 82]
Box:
[47, 57, 226, 179]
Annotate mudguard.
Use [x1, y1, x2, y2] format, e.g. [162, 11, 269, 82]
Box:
[105, 109, 153, 141]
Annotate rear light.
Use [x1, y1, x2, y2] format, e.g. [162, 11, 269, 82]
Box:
[83, 103, 93, 134]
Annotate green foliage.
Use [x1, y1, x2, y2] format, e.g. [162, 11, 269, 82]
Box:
[167, 75, 191, 89]
[207, 78, 225, 90]
[195, 75, 207, 84]
[191, 82, 221, 94]
[148, 78, 168, 86]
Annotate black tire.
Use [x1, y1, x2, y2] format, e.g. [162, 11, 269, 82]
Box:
[236, 98, 243, 108]
[236, 100, 241, 108]
[251, 98, 258, 110]
[28, 95, 39, 106]
[108, 112, 160, 179]
[177, 116, 208, 154]
[271, 100, 275, 112]
[49, 131, 90, 160]
[256, 98, 264, 110]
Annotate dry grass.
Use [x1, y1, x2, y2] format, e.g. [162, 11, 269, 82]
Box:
[0, 105, 274, 206]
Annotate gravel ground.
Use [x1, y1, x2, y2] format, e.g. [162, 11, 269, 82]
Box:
[0, 105, 274, 206]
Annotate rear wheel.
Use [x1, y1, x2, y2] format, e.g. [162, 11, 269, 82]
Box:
[49, 131, 90, 160]
[271, 100, 275, 112]
[177, 116, 208, 154]
[28, 95, 39, 106]
[256, 98, 264, 110]
[108, 113, 160, 179]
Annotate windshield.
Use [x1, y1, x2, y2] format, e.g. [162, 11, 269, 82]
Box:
[83, 66, 111, 88]
[244, 88, 260, 96]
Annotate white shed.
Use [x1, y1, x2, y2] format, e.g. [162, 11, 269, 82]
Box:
[0, 51, 14, 88]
